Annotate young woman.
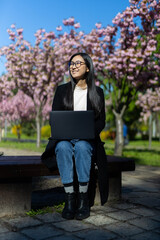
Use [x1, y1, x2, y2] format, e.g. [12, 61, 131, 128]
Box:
[41, 52, 108, 220]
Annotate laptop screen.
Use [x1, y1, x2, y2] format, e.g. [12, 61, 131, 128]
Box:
[50, 110, 95, 140]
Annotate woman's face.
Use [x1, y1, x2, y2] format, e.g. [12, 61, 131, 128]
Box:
[69, 55, 89, 80]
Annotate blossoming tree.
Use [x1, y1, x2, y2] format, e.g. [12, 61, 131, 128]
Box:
[136, 88, 160, 148]
[100, 0, 160, 155]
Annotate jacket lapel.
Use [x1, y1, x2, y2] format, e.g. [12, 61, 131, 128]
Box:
[87, 91, 92, 110]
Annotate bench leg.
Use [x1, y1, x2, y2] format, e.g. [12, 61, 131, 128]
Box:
[95, 172, 122, 205]
[0, 178, 32, 217]
[108, 172, 121, 201]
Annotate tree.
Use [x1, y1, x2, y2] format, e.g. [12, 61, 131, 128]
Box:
[0, 74, 15, 140]
[97, 0, 160, 155]
[0, 26, 64, 147]
[136, 88, 160, 148]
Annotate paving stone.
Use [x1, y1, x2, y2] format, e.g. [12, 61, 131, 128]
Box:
[0, 232, 29, 240]
[36, 212, 66, 223]
[46, 234, 80, 240]
[52, 220, 90, 232]
[106, 210, 138, 221]
[0, 224, 9, 233]
[21, 225, 63, 240]
[155, 228, 160, 234]
[91, 205, 117, 213]
[74, 229, 117, 240]
[151, 214, 160, 222]
[103, 222, 143, 237]
[128, 207, 158, 217]
[84, 215, 118, 226]
[111, 202, 137, 210]
[3, 216, 41, 230]
[130, 231, 160, 240]
[129, 217, 160, 230]
[130, 197, 160, 208]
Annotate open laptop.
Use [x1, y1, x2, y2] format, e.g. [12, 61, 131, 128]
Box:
[50, 110, 95, 140]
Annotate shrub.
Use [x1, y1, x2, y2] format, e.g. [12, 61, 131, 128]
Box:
[41, 125, 51, 138]
[100, 130, 108, 141]
[11, 124, 22, 140]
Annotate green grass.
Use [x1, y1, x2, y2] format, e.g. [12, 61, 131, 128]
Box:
[104, 140, 160, 167]
[26, 206, 54, 216]
[0, 140, 45, 153]
[25, 203, 65, 217]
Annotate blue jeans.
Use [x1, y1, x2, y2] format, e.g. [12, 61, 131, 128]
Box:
[55, 139, 93, 184]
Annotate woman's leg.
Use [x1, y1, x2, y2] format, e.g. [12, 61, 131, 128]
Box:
[55, 140, 74, 185]
[74, 140, 93, 220]
[74, 140, 93, 185]
[55, 141, 76, 219]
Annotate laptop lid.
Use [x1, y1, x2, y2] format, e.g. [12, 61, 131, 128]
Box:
[50, 110, 95, 140]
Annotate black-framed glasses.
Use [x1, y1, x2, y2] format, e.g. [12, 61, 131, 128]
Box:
[68, 60, 86, 69]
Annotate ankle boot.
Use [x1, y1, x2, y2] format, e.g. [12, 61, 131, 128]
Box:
[62, 193, 76, 220]
[75, 192, 90, 220]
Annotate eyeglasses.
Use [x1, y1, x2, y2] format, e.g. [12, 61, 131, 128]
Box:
[69, 60, 86, 69]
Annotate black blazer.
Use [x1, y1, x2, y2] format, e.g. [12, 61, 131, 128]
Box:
[41, 82, 109, 205]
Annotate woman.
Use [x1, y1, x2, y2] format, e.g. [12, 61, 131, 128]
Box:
[41, 52, 108, 220]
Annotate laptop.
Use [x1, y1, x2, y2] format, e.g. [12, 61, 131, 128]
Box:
[50, 110, 95, 140]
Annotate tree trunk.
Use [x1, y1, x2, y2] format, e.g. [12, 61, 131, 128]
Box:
[113, 106, 126, 156]
[148, 114, 152, 150]
[36, 114, 41, 148]
[0, 128, 2, 142]
[155, 112, 160, 141]
[114, 114, 124, 156]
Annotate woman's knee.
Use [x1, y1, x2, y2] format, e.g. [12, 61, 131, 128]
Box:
[55, 141, 72, 153]
[74, 140, 92, 152]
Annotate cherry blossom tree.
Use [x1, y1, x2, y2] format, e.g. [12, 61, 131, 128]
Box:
[0, 74, 15, 140]
[0, 26, 65, 147]
[136, 88, 160, 148]
[99, 0, 160, 155]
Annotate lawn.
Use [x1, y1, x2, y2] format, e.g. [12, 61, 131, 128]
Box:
[0, 134, 160, 166]
[105, 140, 160, 167]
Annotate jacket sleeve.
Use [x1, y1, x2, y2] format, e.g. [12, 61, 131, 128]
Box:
[52, 86, 62, 111]
[95, 87, 106, 136]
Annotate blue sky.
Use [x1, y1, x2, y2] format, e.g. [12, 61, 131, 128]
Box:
[0, 0, 130, 75]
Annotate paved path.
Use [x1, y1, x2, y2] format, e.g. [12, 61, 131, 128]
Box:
[0, 148, 160, 239]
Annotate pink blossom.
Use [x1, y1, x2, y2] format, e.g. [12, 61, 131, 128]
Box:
[56, 26, 62, 31]
[95, 23, 102, 29]
[74, 23, 80, 29]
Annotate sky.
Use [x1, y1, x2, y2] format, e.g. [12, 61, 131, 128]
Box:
[0, 0, 130, 75]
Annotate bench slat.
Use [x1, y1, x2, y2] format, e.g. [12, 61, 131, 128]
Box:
[0, 155, 135, 179]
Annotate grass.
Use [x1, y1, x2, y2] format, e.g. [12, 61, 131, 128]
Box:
[0, 133, 160, 166]
[0, 140, 45, 153]
[25, 203, 65, 216]
[104, 139, 160, 166]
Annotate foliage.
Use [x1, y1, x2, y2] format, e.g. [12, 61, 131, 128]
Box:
[26, 206, 53, 216]
[53, 202, 65, 213]
[22, 120, 36, 136]
[11, 125, 22, 137]
[41, 125, 51, 138]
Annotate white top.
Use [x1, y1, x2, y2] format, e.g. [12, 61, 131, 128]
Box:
[73, 85, 87, 111]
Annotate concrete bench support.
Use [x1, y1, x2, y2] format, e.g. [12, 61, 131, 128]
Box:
[0, 178, 32, 217]
[108, 172, 121, 201]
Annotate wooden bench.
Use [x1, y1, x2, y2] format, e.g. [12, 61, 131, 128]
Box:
[0, 155, 135, 217]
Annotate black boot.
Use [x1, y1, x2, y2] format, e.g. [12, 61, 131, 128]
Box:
[62, 193, 76, 220]
[75, 192, 90, 220]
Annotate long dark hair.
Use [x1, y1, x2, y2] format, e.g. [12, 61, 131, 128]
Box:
[63, 52, 102, 116]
